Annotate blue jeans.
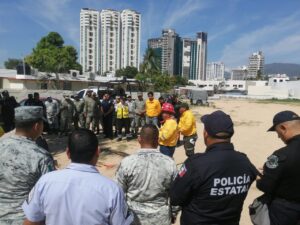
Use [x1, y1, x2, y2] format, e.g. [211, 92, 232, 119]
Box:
[160, 145, 175, 158]
[146, 116, 158, 127]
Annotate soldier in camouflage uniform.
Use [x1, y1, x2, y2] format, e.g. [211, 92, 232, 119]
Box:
[115, 124, 179, 225]
[73, 95, 85, 129]
[60, 94, 75, 136]
[84, 92, 97, 131]
[0, 106, 55, 225]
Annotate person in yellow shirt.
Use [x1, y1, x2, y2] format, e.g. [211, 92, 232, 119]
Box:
[116, 97, 130, 141]
[159, 103, 179, 157]
[178, 103, 197, 157]
[145, 92, 161, 126]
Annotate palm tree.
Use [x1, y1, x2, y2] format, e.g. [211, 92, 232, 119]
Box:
[141, 48, 160, 75]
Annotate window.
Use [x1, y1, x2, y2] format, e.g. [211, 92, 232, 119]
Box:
[279, 79, 283, 82]
[233, 85, 237, 88]
[238, 85, 243, 88]
[273, 79, 277, 82]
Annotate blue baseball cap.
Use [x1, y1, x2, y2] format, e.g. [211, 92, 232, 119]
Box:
[201, 110, 234, 139]
[268, 110, 300, 131]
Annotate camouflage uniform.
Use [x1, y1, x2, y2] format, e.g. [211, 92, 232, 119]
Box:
[60, 98, 75, 135]
[84, 96, 97, 130]
[115, 149, 178, 225]
[73, 99, 85, 128]
[133, 99, 146, 134]
[0, 107, 55, 225]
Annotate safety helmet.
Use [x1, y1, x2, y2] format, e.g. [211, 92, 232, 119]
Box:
[162, 103, 175, 114]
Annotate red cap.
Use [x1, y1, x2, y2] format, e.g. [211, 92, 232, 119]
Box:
[162, 103, 175, 114]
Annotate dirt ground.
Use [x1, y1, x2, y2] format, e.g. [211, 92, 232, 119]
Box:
[48, 99, 300, 225]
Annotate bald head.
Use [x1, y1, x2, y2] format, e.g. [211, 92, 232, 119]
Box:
[275, 120, 300, 143]
[138, 124, 159, 149]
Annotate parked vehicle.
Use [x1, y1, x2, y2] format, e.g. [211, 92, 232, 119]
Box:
[188, 89, 208, 106]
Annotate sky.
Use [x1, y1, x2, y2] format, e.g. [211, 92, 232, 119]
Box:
[0, 0, 300, 70]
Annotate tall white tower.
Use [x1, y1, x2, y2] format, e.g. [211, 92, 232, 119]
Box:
[80, 8, 100, 73]
[195, 32, 208, 80]
[99, 9, 121, 74]
[121, 9, 141, 69]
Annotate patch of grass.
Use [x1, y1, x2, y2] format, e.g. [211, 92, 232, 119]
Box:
[256, 98, 300, 106]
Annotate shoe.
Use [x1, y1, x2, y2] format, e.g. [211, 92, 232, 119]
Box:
[117, 137, 122, 142]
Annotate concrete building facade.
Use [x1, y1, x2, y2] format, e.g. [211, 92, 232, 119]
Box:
[80, 8, 100, 73]
[206, 62, 225, 81]
[99, 9, 121, 74]
[248, 51, 264, 79]
[148, 30, 208, 80]
[231, 66, 248, 80]
[80, 8, 141, 75]
[121, 9, 141, 69]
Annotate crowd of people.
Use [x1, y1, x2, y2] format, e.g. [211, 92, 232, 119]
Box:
[0, 89, 300, 225]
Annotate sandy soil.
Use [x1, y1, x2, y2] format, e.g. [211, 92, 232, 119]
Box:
[48, 99, 300, 225]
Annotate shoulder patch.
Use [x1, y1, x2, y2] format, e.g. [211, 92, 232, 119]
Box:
[178, 164, 187, 177]
[266, 155, 279, 169]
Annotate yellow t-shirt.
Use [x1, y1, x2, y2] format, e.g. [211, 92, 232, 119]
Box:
[178, 110, 197, 136]
[159, 119, 179, 147]
[146, 99, 161, 117]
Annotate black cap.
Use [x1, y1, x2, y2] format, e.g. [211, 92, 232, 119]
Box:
[268, 110, 300, 132]
[201, 110, 234, 139]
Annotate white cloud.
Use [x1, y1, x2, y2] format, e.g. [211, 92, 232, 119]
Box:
[219, 12, 300, 67]
[209, 24, 236, 42]
[163, 0, 210, 28]
[17, 0, 79, 45]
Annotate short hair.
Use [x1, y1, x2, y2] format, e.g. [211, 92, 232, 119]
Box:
[68, 129, 98, 163]
[140, 124, 159, 145]
[147, 91, 154, 96]
[34, 92, 39, 97]
[15, 119, 43, 131]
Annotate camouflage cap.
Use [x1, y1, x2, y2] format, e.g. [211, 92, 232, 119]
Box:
[15, 106, 47, 123]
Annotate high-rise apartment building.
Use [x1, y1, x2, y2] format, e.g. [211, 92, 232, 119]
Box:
[121, 9, 141, 69]
[80, 8, 100, 73]
[148, 30, 208, 80]
[194, 32, 208, 80]
[80, 8, 141, 75]
[231, 66, 248, 80]
[99, 9, 121, 74]
[248, 51, 264, 79]
[148, 29, 181, 75]
[181, 38, 193, 80]
[206, 62, 225, 80]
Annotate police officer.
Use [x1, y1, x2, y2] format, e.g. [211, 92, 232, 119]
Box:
[1, 90, 19, 132]
[73, 94, 85, 129]
[60, 94, 75, 136]
[257, 111, 300, 225]
[170, 110, 258, 225]
[126, 95, 135, 137]
[22, 129, 133, 225]
[0, 106, 55, 224]
[115, 124, 178, 225]
[101, 93, 114, 139]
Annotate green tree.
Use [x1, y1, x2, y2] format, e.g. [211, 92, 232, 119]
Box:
[141, 48, 160, 75]
[26, 32, 82, 89]
[116, 66, 138, 78]
[26, 32, 81, 73]
[4, 58, 22, 69]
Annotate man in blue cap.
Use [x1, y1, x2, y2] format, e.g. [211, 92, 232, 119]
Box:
[257, 110, 300, 225]
[170, 110, 258, 225]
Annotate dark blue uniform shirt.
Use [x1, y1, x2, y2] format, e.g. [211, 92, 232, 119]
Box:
[170, 142, 258, 225]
